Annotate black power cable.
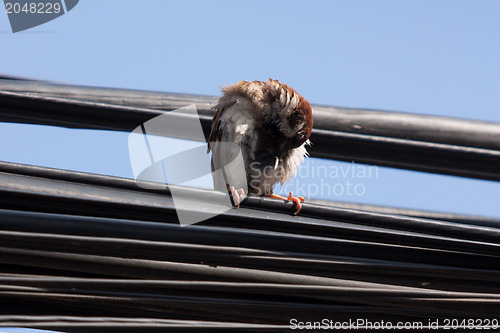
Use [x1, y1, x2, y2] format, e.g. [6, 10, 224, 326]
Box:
[1, 78, 500, 332]
[1, 79, 499, 181]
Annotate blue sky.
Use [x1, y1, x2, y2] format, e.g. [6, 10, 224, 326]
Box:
[1, 0, 500, 224]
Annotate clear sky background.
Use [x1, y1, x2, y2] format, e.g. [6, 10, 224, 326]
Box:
[1, 0, 499, 237]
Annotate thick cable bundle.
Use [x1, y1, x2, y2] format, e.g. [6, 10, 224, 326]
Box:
[0, 78, 499, 332]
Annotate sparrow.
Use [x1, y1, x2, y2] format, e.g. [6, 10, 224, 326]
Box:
[207, 79, 313, 214]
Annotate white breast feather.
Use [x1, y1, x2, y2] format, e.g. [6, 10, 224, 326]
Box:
[281, 140, 310, 184]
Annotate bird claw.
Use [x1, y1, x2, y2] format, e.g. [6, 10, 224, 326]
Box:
[229, 186, 245, 208]
[270, 192, 305, 215]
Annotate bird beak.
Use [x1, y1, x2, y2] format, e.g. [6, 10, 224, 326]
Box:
[274, 156, 279, 170]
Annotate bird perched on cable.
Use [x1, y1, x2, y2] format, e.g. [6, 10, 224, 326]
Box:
[207, 79, 313, 214]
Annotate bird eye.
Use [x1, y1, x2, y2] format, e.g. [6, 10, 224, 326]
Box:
[292, 132, 306, 148]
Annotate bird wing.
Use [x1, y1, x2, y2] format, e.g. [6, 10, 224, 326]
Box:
[207, 100, 248, 193]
